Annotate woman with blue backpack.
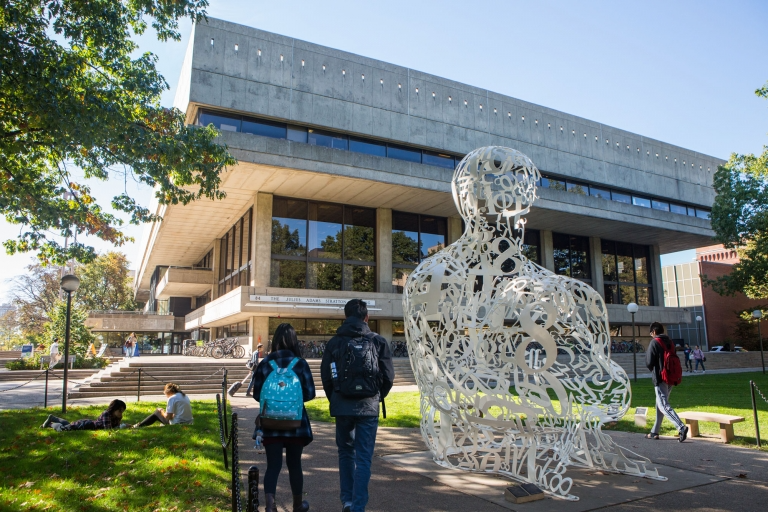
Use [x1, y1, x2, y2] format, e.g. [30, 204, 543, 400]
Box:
[251, 323, 316, 512]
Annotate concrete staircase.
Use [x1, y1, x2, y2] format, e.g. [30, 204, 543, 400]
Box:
[609, 351, 765, 373]
[68, 356, 416, 399]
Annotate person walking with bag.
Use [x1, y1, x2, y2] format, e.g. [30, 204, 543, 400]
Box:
[683, 344, 693, 373]
[693, 345, 706, 373]
[645, 322, 688, 442]
[251, 324, 315, 512]
[321, 299, 395, 512]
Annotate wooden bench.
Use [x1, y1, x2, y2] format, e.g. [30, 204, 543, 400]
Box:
[677, 411, 745, 443]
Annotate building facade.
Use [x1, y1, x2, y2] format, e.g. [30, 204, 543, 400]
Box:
[131, 18, 721, 351]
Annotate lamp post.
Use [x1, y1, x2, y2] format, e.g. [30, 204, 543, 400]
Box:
[695, 315, 702, 351]
[753, 310, 765, 375]
[627, 302, 639, 382]
[60, 274, 80, 413]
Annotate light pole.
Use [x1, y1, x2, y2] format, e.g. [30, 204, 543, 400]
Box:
[627, 302, 639, 382]
[695, 315, 702, 350]
[753, 310, 765, 375]
[60, 274, 80, 413]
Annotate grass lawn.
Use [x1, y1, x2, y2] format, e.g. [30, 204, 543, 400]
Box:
[307, 372, 768, 450]
[0, 401, 231, 511]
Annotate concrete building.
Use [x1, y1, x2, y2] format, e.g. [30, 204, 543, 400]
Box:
[124, 18, 721, 353]
[663, 245, 764, 349]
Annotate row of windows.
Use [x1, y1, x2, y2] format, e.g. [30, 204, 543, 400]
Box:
[540, 176, 710, 219]
[601, 240, 653, 306]
[268, 318, 379, 338]
[198, 110, 458, 169]
[219, 210, 253, 296]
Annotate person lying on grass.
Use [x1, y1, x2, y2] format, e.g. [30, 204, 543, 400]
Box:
[41, 399, 127, 431]
[132, 383, 194, 427]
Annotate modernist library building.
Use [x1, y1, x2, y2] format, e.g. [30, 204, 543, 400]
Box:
[124, 18, 722, 352]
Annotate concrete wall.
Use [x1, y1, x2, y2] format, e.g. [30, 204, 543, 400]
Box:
[185, 17, 722, 209]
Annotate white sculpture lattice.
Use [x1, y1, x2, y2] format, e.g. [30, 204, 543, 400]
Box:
[402, 146, 664, 500]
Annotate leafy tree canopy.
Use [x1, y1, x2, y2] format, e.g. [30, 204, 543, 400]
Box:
[0, 0, 235, 265]
[709, 80, 768, 299]
[75, 251, 139, 311]
[44, 300, 94, 356]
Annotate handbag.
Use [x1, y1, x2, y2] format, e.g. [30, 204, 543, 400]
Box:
[703, 356, 707, 362]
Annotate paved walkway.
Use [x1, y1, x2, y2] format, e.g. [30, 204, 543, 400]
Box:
[228, 394, 768, 511]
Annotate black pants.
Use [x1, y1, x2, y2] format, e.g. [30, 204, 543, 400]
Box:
[685, 357, 693, 371]
[263, 441, 304, 495]
[136, 411, 164, 427]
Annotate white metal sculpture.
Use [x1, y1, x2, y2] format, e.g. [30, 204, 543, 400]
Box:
[402, 146, 664, 501]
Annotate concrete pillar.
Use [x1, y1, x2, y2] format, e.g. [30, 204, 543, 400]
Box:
[541, 230, 555, 272]
[447, 216, 463, 244]
[650, 244, 665, 307]
[377, 318, 393, 342]
[376, 208, 393, 293]
[211, 238, 221, 300]
[252, 192, 273, 288]
[250, 316, 270, 352]
[589, 237, 604, 297]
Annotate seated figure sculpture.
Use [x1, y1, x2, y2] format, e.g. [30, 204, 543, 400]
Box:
[402, 146, 664, 500]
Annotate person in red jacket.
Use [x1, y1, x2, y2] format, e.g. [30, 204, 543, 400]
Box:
[645, 322, 688, 442]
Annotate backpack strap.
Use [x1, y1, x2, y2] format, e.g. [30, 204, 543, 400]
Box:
[269, 360, 279, 371]
[286, 357, 299, 371]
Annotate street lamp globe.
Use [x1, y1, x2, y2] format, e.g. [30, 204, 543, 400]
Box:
[753, 310, 763, 320]
[626, 302, 639, 314]
[60, 274, 80, 293]
[696, 315, 702, 322]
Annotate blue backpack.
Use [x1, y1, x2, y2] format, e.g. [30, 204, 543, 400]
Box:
[259, 358, 303, 430]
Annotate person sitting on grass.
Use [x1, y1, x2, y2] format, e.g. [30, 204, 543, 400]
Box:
[41, 399, 127, 432]
[132, 383, 193, 427]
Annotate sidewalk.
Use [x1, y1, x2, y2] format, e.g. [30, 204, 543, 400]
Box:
[229, 394, 768, 511]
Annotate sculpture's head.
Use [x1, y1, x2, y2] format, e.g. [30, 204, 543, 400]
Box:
[452, 146, 540, 227]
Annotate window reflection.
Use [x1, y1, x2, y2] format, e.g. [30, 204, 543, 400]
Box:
[308, 262, 342, 291]
[553, 233, 591, 282]
[601, 239, 653, 305]
[392, 212, 448, 293]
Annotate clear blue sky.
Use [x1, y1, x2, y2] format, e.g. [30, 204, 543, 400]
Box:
[1, 0, 766, 299]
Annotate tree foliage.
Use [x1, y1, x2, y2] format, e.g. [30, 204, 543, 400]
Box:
[0, 0, 236, 265]
[11, 262, 61, 336]
[43, 300, 94, 357]
[708, 81, 768, 299]
[76, 251, 138, 311]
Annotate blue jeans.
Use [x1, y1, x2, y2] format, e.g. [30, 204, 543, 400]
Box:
[246, 372, 256, 394]
[695, 359, 706, 371]
[336, 415, 378, 512]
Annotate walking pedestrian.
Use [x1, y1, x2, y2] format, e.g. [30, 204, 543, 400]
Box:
[245, 343, 263, 397]
[49, 337, 61, 367]
[683, 344, 693, 373]
[321, 299, 395, 512]
[645, 322, 688, 442]
[252, 324, 315, 512]
[693, 345, 706, 373]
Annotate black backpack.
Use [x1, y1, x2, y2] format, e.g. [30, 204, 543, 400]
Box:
[334, 333, 380, 398]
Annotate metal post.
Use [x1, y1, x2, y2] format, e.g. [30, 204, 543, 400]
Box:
[632, 312, 637, 383]
[247, 466, 260, 512]
[751, 380, 761, 447]
[137, 368, 142, 402]
[758, 319, 765, 375]
[62, 290, 73, 413]
[231, 412, 239, 512]
[696, 319, 702, 349]
[44, 368, 49, 408]
[222, 369, 228, 437]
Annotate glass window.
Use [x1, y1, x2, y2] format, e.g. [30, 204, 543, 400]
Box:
[541, 177, 566, 191]
[696, 209, 710, 220]
[392, 212, 420, 266]
[620, 284, 636, 305]
[522, 229, 540, 264]
[670, 203, 687, 215]
[566, 182, 589, 195]
[270, 259, 306, 289]
[602, 239, 654, 306]
[632, 196, 651, 208]
[601, 240, 617, 281]
[616, 242, 635, 282]
[308, 203, 342, 260]
[634, 245, 650, 284]
[349, 137, 386, 157]
[419, 216, 447, 260]
[553, 233, 591, 281]
[344, 207, 376, 262]
[392, 267, 412, 294]
[590, 187, 611, 200]
[687, 206, 697, 217]
[553, 232, 571, 277]
[241, 117, 287, 138]
[652, 199, 670, 211]
[308, 129, 348, 150]
[343, 265, 375, 292]
[612, 191, 631, 204]
[272, 198, 307, 256]
[422, 151, 455, 169]
[198, 111, 241, 132]
[604, 284, 619, 304]
[387, 144, 422, 163]
[287, 125, 308, 143]
[637, 286, 651, 306]
[307, 262, 342, 291]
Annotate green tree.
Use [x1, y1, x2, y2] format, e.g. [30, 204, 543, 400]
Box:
[11, 262, 61, 336]
[44, 300, 94, 357]
[709, 81, 768, 299]
[0, 0, 235, 265]
[76, 251, 138, 311]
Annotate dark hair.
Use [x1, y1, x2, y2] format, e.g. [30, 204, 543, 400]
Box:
[344, 299, 368, 320]
[650, 322, 665, 335]
[271, 323, 302, 358]
[106, 399, 127, 416]
[165, 383, 184, 396]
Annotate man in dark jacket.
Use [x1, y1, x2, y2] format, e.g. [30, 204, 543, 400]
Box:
[645, 322, 688, 442]
[321, 299, 395, 512]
